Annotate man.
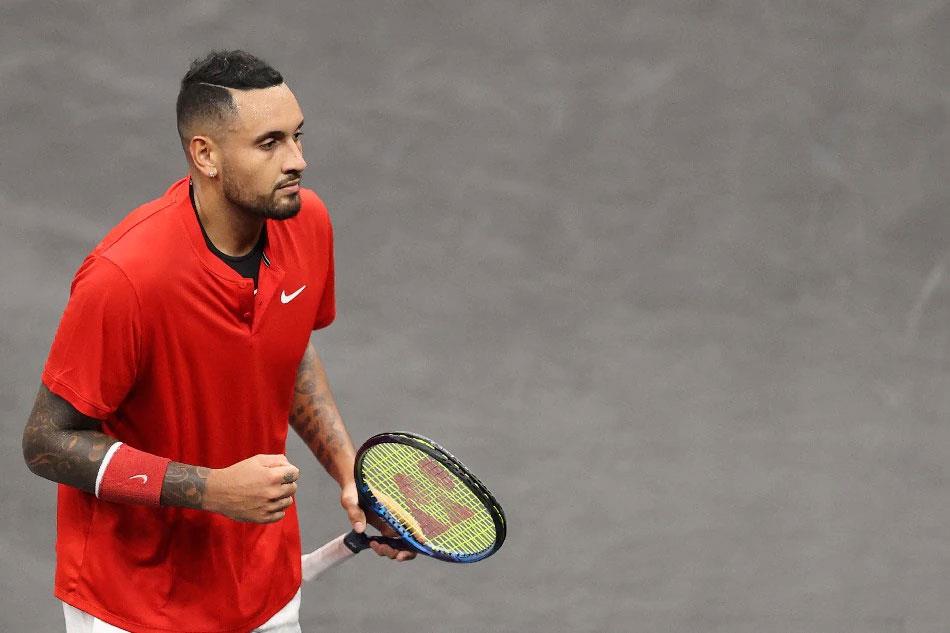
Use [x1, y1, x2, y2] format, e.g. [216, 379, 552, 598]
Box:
[22, 50, 412, 633]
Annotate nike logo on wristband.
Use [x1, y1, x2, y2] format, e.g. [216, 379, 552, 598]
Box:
[128, 474, 149, 484]
[281, 285, 306, 303]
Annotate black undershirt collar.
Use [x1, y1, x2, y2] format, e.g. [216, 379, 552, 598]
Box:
[189, 180, 265, 288]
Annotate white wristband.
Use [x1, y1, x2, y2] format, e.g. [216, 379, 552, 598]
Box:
[94, 442, 124, 498]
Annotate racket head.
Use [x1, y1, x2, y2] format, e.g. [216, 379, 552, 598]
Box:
[354, 433, 506, 563]
[383, 432, 506, 540]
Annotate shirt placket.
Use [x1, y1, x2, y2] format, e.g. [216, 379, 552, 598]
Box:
[237, 279, 255, 329]
[249, 257, 285, 334]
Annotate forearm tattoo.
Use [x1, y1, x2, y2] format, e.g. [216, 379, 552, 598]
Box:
[159, 462, 210, 509]
[23, 385, 209, 509]
[289, 344, 354, 483]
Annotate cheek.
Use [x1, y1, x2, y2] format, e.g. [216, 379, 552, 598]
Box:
[225, 156, 271, 192]
[247, 156, 280, 191]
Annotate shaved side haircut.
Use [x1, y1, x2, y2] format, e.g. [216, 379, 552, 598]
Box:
[176, 50, 284, 145]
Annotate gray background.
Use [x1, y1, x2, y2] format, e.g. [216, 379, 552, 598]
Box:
[1, 1, 948, 632]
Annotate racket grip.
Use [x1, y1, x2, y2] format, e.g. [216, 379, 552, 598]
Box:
[301, 531, 415, 582]
[342, 531, 413, 552]
[301, 533, 357, 582]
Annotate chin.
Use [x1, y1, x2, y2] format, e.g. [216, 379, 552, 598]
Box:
[264, 197, 302, 220]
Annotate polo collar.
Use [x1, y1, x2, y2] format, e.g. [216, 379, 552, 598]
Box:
[173, 177, 280, 285]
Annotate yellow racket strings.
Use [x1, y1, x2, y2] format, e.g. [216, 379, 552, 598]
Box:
[397, 434, 506, 531]
[362, 443, 497, 555]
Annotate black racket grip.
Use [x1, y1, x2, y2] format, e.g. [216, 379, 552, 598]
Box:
[343, 531, 413, 553]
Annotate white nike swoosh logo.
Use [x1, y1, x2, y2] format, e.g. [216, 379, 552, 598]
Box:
[128, 474, 148, 484]
[281, 285, 307, 304]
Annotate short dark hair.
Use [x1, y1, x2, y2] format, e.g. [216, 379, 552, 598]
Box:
[176, 50, 283, 141]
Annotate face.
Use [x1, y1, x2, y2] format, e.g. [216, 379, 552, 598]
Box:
[216, 84, 307, 220]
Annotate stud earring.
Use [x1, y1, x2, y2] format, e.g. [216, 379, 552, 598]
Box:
[208, 168, 217, 178]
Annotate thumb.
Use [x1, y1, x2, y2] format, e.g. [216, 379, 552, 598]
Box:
[341, 488, 366, 533]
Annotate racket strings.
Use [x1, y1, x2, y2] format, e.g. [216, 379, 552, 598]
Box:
[364, 446, 495, 553]
[362, 443, 497, 555]
[393, 434, 507, 539]
[389, 434, 504, 522]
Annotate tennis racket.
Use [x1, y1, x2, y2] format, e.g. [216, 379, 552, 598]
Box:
[301, 432, 506, 581]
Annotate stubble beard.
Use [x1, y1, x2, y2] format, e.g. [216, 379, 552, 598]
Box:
[222, 172, 301, 220]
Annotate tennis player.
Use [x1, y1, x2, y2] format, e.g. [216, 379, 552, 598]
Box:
[22, 50, 413, 633]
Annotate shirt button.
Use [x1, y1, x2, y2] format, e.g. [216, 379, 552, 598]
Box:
[243, 312, 252, 321]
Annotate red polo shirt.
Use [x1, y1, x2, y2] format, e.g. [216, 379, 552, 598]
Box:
[42, 177, 335, 632]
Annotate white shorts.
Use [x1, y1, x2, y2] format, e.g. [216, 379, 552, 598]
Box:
[62, 588, 302, 633]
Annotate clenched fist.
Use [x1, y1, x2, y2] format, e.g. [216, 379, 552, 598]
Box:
[204, 454, 299, 523]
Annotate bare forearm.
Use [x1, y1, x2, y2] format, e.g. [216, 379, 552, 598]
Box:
[289, 343, 355, 484]
[23, 385, 209, 509]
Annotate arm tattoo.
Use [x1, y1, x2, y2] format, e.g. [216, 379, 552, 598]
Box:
[22, 385, 117, 494]
[289, 344, 355, 483]
[23, 385, 210, 510]
[159, 462, 210, 509]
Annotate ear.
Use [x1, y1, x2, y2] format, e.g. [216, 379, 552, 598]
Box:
[188, 135, 219, 178]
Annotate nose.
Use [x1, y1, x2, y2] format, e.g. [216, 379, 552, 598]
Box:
[284, 138, 307, 174]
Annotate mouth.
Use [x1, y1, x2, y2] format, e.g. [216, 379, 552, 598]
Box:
[276, 180, 301, 193]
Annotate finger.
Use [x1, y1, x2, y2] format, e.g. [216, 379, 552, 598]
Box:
[346, 504, 366, 534]
[271, 482, 298, 499]
[341, 494, 366, 533]
[270, 465, 299, 485]
[265, 497, 294, 513]
[263, 510, 286, 523]
[368, 540, 400, 559]
[366, 534, 415, 560]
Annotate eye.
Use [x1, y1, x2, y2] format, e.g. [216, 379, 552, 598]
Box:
[293, 132, 304, 142]
[260, 139, 277, 151]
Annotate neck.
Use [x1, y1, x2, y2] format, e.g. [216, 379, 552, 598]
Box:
[191, 176, 264, 257]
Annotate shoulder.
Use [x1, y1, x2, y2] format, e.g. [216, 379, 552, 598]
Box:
[89, 179, 189, 282]
[296, 187, 331, 232]
[63, 254, 141, 333]
[70, 253, 136, 296]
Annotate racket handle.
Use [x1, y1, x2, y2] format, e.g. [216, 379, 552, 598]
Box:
[301, 533, 357, 581]
[301, 531, 413, 582]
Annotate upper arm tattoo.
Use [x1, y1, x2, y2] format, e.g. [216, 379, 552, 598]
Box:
[289, 344, 354, 482]
[24, 385, 210, 510]
[22, 385, 117, 494]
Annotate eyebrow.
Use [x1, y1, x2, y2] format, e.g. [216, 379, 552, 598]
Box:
[252, 119, 304, 144]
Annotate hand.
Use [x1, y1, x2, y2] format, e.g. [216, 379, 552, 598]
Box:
[340, 480, 415, 561]
[205, 454, 299, 523]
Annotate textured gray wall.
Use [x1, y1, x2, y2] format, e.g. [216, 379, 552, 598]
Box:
[2, 1, 949, 632]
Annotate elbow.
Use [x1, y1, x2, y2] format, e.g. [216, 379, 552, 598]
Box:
[22, 416, 53, 478]
[22, 422, 40, 475]
[22, 384, 73, 480]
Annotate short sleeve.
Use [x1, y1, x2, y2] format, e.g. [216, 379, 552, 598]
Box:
[42, 255, 141, 419]
[313, 218, 335, 330]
